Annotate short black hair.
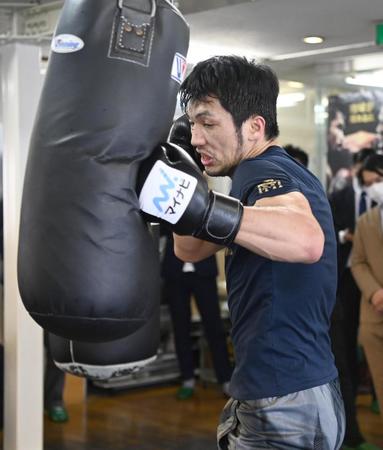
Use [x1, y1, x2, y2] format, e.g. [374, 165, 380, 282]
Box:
[361, 153, 383, 175]
[180, 55, 279, 139]
[357, 152, 383, 184]
[352, 147, 375, 165]
[284, 144, 309, 167]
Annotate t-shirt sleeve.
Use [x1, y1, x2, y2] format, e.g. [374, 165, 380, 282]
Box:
[230, 159, 301, 205]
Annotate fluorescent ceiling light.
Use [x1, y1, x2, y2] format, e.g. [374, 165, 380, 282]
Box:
[277, 92, 305, 108]
[345, 71, 383, 88]
[270, 41, 374, 61]
[303, 36, 324, 44]
[286, 81, 304, 89]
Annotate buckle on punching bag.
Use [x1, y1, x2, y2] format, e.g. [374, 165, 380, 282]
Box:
[109, 0, 156, 66]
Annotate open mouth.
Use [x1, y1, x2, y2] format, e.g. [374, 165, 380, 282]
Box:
[200, 153, 214, 167]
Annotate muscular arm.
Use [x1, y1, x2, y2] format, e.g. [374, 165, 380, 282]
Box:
[174, 191, 324, 264]
[236, 191, 324, 263]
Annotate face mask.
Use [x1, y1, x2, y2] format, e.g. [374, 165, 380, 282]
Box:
[366, 181, 383, 205]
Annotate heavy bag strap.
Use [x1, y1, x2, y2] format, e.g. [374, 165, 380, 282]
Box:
[109, 0, 156, 66]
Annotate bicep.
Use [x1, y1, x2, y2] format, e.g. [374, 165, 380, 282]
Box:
[236, 191, 324, 263]
[252, 190, 315, 216]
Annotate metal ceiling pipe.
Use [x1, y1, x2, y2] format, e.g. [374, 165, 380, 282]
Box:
[0, 3, 36, 7]
[0, 1, 63, 8]
[0, 33, 52, 41]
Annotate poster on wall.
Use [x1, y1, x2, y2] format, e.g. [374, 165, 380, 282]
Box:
[327, 90, 383, 189]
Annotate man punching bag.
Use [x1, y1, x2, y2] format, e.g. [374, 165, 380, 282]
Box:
[18, 0, 189, 342]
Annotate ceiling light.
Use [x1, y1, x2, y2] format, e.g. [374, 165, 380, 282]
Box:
[345, 70, 383, 88]
[270, 41, 374, 61]
[286, 81, 304, 89]
[277, 92, 305, 108]
[303, 36, 324, 44]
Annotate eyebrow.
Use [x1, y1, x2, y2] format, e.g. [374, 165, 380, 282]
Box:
[190, 110, 214, 121]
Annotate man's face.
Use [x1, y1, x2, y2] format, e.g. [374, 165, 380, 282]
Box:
[361, 169, 383, 186]
[376, 106, 383, 139]
[328, 110, 345, 150]
[187, 97, 245, 177]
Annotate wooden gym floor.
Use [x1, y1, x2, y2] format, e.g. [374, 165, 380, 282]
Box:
[0, 375, 381, 449]
[45, 376, 226, 450]
[41, 375, 383, 450]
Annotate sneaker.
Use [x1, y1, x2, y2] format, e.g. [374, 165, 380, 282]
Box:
[46, 405, 69, 423]
[342, 443, 382, 450]
[176, 386, 194, 400]
[370, 399, 380, 415]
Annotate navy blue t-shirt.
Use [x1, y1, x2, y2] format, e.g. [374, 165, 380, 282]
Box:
[226, 146, 338, 400]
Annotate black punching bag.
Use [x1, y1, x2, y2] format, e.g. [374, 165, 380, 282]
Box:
[49, 224, 161, 379]
[49, 310, 160, 380]
[18, 0, 189, 342]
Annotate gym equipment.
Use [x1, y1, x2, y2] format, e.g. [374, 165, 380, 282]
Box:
[49, 308, 160, 380]
[18, 0, 189, 342]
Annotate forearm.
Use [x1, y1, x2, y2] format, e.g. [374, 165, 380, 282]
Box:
[235, 205, 324, 263]
[173, 233, 222, 262]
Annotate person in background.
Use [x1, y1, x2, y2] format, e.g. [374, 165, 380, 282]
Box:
[375, 105, 383, 152]
[327, 107, 378, 193]
[329, 150, 381, 450]
[327, 108, 350, 179]
[329, 148, 375, 195]
[351, 153, 383, 428]
[284, 143, 309, 167]
[44, 333, 69, 423]
[161, 232, 232, 400]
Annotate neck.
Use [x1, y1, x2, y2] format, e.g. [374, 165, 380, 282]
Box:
[243, 138, 279, 160]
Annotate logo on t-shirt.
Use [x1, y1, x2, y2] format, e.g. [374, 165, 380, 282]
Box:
[257, 178, 283, 194]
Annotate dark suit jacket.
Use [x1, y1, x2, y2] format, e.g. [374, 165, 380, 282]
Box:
[329, 180, 355, 279]
[161, 234, 218, 280]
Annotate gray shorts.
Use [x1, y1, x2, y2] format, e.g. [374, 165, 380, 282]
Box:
[217, 379, 345, 450]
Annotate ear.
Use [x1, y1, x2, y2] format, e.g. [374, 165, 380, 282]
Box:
[245, 115, 266, 140]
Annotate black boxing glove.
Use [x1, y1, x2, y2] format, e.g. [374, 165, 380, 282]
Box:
[137, 143, 243, 246]
[169, 114, 204, 171]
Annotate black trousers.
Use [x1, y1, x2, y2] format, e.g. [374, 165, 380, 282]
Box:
[44, 332, 66, 409]
[330, 268, 363, 446]
[165, 273, 232, 384]
[338, 269, 361, 394]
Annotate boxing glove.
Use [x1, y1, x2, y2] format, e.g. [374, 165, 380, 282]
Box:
[137, 143, 243, 246]
[169, 115, 204, 171]
[17, 0, 189, 342]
